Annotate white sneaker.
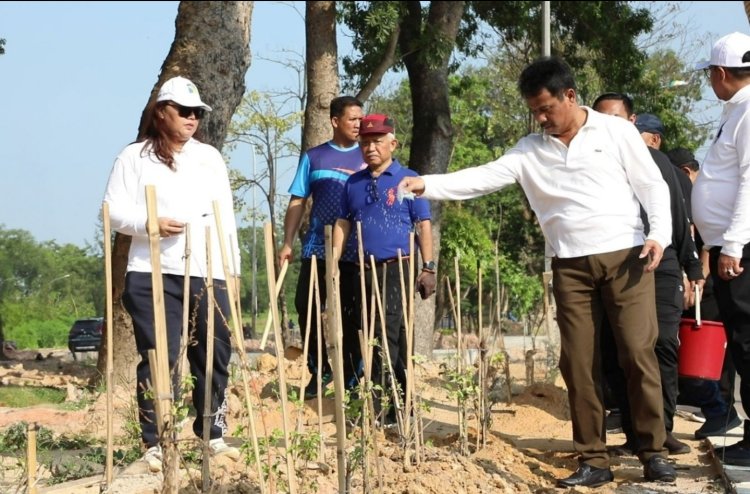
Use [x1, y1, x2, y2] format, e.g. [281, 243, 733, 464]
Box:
[209, 438, 240, 460]
[142, 445, 163, 473]
[676, 408, 707, 423]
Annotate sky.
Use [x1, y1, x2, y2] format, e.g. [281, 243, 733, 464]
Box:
[0, 1, 749, 249]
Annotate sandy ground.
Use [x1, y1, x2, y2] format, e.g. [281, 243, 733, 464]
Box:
[0, 345, 728, 493]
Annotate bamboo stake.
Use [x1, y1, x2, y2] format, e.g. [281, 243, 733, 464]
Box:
[264, 222, 297, 494]
[477, 261, 486, 449]
[179, 224, 192, 386]
[26, 422, 37, 494]
[230, 235, 243, 326]
[144, 185, 173, 440]
[324, 225, 348, 493]
[201, 226, 215, 492]
[145, 186, 179, 492]
[309, 260, 326, 462]
[210, 202, 265, 493]
[369, 255, 403, 429]
[102, 202, 114, 488]
[296, 255, 315, 433]
[493, 243, 507, 350]
[259, 259, 289, 349]
[396, 250, 411, 444]
[453, 256, 468, 455]
[355, 222, 381, 491]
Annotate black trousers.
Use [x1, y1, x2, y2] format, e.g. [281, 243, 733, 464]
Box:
[711, 244, 750, 435]
[295, 259, 361, 387]
[355, 259, 409, 417]
[602, 264, 683, 441]
[123, 272, 232, 447]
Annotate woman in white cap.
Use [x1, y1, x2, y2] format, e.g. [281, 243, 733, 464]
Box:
[103, 76, 240, 472]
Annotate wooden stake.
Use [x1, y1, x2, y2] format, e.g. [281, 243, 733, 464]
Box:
[324, 225, 348, 493]
[179, 224, 192, 386]
[26, 422, 37, 494]
[259, 259, 289, 349]
[202, 226, 215, 492]
[369, 255, 402, 427]
[264, 223, 297, 494]
[144, 185, 172, 439]
[102, 202, 114, 488]
[210, 202, 265, 493]
[309, 259, 326, 462]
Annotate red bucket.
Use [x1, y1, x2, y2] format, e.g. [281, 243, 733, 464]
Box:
[678, 318, 727, 380]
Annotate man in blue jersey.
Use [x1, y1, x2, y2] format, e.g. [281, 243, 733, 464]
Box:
[279, 96, 365, 399]
[333, 113, 436, 426]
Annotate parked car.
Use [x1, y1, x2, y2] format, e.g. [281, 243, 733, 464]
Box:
[68, 317, 103, 359]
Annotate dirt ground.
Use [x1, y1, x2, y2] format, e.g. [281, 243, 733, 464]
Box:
[0, 342, 728, 494]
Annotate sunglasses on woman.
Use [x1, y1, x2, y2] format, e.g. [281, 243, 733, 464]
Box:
[166, 103, 206, 120]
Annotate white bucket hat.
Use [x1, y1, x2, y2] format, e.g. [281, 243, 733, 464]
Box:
[156, 76, 212, 111]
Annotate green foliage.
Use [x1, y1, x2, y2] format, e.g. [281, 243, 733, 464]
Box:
[7, 317, 71, 349]
[0, 386, 66, 408]
[0, 422, 95, 453]
[0, 225, 103, 348]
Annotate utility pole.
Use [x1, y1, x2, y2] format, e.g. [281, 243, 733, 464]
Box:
[251, 145, 258, 338]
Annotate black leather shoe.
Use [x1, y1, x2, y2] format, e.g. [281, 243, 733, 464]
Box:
[643, 455, 676, 483]
[716, 440, 750, 466]
[556, 464, 614, 488]
[664, 433, 691, 455]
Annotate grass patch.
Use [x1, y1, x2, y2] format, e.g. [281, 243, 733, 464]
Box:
[0, 386, 66, 408]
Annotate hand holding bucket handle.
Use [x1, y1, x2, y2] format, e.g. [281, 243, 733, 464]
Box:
[694, 283, 701, 326]
[678, 282, 725, 380]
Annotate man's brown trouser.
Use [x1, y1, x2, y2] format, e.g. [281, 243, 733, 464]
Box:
[553, 246, 667, 468]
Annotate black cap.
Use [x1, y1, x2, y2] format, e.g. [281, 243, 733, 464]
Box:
[634, 113, 665, 136]
[666, 147, 700, 170]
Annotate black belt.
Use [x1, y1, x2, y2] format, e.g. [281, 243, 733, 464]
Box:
[358, 257, 404, 270]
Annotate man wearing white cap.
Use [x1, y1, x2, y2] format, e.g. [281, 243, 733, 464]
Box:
[693, 32, 750, 467]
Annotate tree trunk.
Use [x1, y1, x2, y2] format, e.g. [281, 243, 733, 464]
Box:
[279, 0, 340, 345]
[400, 1, 465, 358]
[101, 1, 254, 384]
[303, 1, 339, 151]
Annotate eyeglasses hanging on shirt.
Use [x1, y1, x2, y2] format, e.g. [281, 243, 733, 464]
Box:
[366, 176, 379, 205]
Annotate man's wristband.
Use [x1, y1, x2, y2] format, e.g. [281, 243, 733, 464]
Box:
[422, 261, 436, 272]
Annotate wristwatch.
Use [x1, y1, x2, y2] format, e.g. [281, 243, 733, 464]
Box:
[422, 261, 436, 272]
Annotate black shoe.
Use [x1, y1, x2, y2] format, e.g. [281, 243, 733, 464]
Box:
[664, 433, 691, 455]
[695, 408, 742, 439]
[608, 440, 637, 457]
[606, 409, 623, 434]
[555, 464, 614, 488]
[643, 455, 676, 483]
[303, 372, 333, 399]
[716, 440, 750, 466]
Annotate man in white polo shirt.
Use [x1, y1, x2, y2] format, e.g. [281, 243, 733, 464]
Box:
[693, 31, 750, 467]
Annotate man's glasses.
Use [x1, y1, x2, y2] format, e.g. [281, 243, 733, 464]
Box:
[166, 103, 206, 120]
[365, 177, 379, 205]
[703, 66, 715, 79]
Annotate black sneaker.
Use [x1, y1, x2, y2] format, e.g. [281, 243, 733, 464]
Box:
[715, 440, 750, 466]
[695, 407, 742, 439]
[303, 372, 333, 399]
